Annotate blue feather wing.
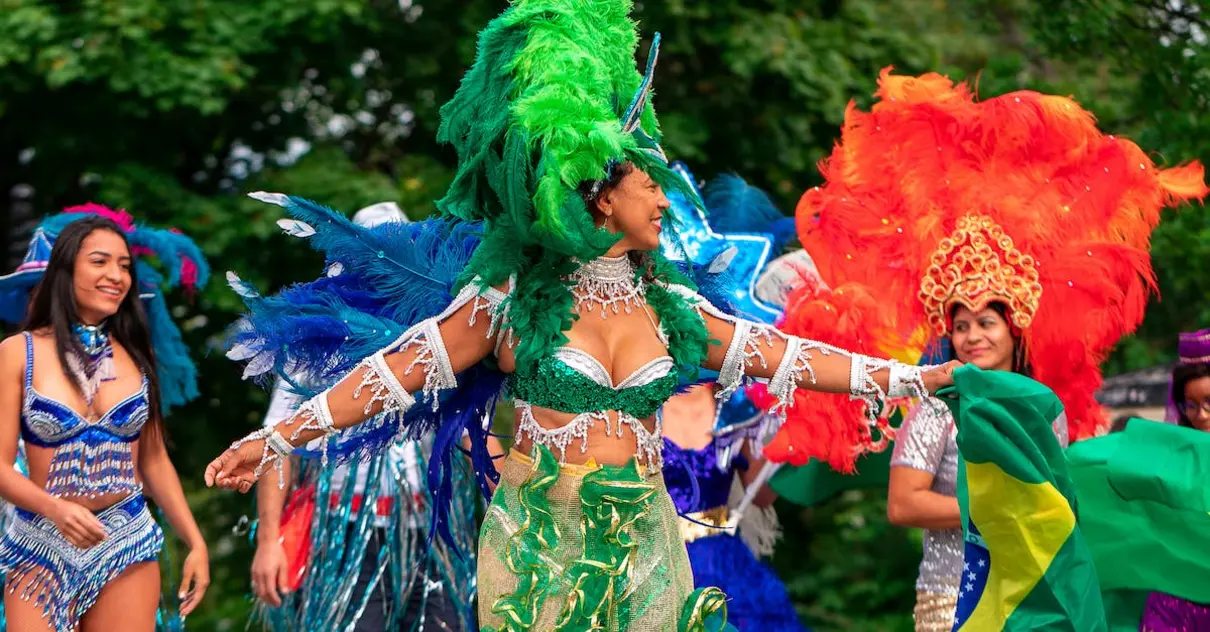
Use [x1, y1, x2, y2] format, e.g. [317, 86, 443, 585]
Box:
[228, 194, 502, 554]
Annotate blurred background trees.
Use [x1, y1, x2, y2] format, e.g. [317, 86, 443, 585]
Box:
[2, 1, 1206, 628]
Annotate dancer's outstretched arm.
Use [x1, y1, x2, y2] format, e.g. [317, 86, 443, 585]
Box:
[669, 284, 957, 412]
[206, 284, 506, 492]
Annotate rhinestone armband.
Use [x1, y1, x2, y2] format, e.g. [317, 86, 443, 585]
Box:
[384, 319, 456, 410]
[718, 322, 781, 399]
[228, 426, 297, 489]
[888, 362, 930, 399]
[766, 337, 834, 416]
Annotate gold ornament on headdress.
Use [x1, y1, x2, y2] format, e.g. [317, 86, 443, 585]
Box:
[919, 214, 1043, 335]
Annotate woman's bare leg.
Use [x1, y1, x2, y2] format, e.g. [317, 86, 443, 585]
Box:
[80, 561, 160, 632]
[4, 574, 57, 632]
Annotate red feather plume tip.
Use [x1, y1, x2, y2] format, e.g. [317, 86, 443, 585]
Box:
[762, 280, 907, 471]
[770, 68, 1207, 468]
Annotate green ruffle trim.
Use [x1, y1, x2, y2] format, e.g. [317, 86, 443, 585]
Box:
[680, 587, 733, 632]
[551, 454, 659, 630]
[491, 446, 562, 630]
[486, 445, 732, 631]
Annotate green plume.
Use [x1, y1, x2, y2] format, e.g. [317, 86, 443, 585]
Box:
[438, 0, 701, 371]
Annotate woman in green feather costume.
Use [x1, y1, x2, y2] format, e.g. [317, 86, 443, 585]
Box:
[206, 1, 958, 630]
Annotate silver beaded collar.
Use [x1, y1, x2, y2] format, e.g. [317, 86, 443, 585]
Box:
[570, 255, 646, 317]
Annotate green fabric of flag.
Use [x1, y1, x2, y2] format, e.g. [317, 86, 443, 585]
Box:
[1066, 418, 1210, 629]
[943, 366, 1105, 631]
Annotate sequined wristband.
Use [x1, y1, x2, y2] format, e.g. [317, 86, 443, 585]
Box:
[888, 362, 929, 399]
[227, 426, 296, 486]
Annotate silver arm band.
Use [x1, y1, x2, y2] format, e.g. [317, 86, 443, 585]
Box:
[228, 426, 297, 489]
[767, 336, 829, 416]
[888, 362, 930, 399]
[717, 321, 755, 399]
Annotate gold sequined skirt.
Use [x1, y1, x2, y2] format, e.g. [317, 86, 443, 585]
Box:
[477, 449, 698, 631]
[913, 590, 957, 632]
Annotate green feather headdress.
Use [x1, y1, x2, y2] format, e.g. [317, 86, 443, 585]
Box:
[436, 0, 700, 370]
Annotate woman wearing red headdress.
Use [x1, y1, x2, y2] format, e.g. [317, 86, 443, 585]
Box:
[762, 68, 1207, 630]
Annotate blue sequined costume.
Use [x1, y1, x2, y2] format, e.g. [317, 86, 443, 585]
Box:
[0, 206, 209, 631]
[0, 334, 164, 632]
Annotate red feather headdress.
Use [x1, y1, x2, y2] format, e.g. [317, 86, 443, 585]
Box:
[766, 68, 1207, 472]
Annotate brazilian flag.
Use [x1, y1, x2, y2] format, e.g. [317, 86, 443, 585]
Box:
[941, 366, 1106, 631]
[1068, 418, 1210, 630]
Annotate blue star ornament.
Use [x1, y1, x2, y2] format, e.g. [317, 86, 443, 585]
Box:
[660, 162, 781, 324]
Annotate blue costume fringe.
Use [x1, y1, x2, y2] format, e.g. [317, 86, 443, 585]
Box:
[0, 494, 164, 632]
[257, 448, 479, 631]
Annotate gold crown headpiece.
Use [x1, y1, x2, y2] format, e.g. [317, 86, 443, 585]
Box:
[919, 214, 1043, 336]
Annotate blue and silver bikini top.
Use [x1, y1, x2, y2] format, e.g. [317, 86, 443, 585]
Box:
[19, 332, 149, 498]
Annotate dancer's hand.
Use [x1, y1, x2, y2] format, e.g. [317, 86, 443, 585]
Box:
[204, 439, 266, 493]
[922, 360, 961, 394]
[251, 538, 290, 607]
[179, 546, 210, 616]
[49, 498, 107, 548]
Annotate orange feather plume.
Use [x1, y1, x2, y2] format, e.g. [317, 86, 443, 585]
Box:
[765, 68, 1207, 471]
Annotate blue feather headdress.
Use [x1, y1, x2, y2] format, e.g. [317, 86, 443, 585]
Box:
[659, 163, 783, 325]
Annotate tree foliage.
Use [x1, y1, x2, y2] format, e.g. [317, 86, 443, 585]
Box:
[2, 0, 1207, 628]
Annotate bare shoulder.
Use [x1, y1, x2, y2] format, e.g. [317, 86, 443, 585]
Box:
[0, 334, 30, 374]
[0, 333, 28, 355]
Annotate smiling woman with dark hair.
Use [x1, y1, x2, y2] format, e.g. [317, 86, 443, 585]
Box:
[0, 208, 209, 632]
[887, 301, 1065, 631]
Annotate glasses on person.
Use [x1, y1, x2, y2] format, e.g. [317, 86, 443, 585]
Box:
[1177, 401, 1210, 417]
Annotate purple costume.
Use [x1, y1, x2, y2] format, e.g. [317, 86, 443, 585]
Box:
[662, 436, 808, 631]
[1141, 592, 1210, 631]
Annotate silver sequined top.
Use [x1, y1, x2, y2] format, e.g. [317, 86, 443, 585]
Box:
[892, 400, 962, 595]
[891, 398, 1072, 595]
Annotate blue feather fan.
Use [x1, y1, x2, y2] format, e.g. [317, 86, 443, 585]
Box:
[229, 193, 500, 553]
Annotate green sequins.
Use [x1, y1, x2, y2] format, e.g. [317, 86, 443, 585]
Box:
[508, 357, 677, 419]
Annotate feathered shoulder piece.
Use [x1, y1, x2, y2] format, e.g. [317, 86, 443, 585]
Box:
[436, 0, 695, 273]
[769, 68, 1207, 469]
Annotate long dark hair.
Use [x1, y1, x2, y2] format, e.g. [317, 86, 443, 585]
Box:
[1171, 362, 1210, 428]
[947, 301, 1032, 375]
[21, 216, 164, 441]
